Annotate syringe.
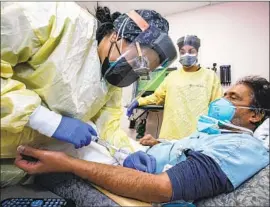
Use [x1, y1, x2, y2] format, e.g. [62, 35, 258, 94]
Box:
[91, 136, 119, 151]
[91, 136, 130, 165]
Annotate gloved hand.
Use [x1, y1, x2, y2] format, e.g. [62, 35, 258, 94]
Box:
[123, 151, 156, 173]
[126, 100, 139, 117]
[52, 116, 97, 149]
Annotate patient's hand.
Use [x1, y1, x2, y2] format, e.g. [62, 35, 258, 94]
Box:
[139, 134, 160, 147]
[15, 145, 73, 174]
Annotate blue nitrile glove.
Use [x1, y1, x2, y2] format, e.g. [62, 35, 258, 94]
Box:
[52, 116, 97, 149]
[123, 151, 156, 173]
[126, 100, 139, 117]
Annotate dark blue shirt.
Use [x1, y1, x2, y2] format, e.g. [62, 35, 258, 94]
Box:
[166, 150, 233, 201]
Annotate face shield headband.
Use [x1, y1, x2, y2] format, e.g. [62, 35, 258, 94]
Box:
[101, 10, 177, 87]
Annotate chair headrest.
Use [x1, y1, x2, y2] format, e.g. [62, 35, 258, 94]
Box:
[254, 118, 269, 149]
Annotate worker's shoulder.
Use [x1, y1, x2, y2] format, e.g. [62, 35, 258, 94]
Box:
[200, 67, 219, 78]
[165, 69, 180, 78]
[200, 67, 216, 75]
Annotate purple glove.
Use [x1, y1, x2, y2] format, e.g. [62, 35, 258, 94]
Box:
[123, 151, 156, 173]
[126, 100, 139, 117]
[53, 116, 97, 149]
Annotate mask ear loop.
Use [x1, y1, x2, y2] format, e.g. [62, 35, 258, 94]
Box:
[101, 18, 128, 82]
[110, 17, 128, 57]
[106, 34, 122, 63]
[103, 19, 127, 80]
[101, 32, 119, 82]
[107, 39, 115, 60]
[100, 42, 114, 82]
[110, 37, 121, 57]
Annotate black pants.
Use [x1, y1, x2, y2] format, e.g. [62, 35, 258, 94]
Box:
[35, 173, 119, 207]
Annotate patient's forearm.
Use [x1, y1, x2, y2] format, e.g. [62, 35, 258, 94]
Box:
[69, 157, 172, 203]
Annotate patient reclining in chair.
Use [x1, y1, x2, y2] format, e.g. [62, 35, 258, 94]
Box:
[15, 76, 270, 206]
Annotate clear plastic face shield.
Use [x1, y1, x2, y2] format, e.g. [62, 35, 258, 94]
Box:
[102, 10, 177, 87]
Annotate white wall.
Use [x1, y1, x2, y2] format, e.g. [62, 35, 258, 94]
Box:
[166, 2, 269, 83]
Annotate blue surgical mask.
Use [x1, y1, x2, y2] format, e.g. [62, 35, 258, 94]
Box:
[179, 54, 197, 67]
[208, 98, 236, 122]
[198, 98, 236, 134]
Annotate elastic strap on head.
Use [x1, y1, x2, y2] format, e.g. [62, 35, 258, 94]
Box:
[126, 10, 149, 32]
[135, 42, 142, 56]
[184, 35, 188, 45]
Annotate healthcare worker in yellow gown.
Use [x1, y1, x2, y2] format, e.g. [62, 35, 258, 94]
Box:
[1, 2, 177, 186]
[127, 35, 222, 140]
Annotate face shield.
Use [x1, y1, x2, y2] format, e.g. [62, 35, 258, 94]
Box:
[102, 10, 177, 87]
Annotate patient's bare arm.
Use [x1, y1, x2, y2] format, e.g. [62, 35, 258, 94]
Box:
[15, 146, 172, 203]
[71, 158, 172, 202]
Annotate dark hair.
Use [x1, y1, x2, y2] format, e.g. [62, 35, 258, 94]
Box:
[236, 76, 270, 124]
[95, 6, 121, 44]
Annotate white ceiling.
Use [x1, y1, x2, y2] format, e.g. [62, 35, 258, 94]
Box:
[76, 1, 221, 17]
